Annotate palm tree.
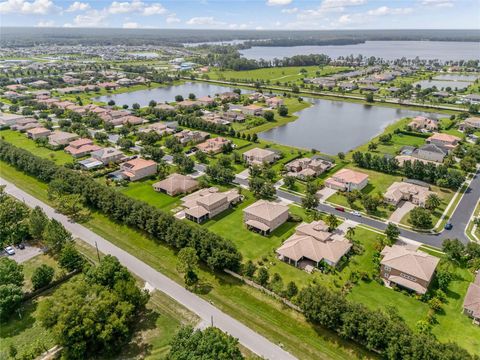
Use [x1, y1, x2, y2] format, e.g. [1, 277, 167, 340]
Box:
[346, 226, 356, 240]
[425, 194, 441, 212]
[326, 214, 339, 232]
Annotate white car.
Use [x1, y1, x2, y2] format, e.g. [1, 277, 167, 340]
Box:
[5, 246, 15, 255]
[351, 210, 362, 217]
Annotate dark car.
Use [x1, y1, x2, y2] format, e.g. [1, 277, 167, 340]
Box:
[335, 207, 345, 212]
[17, 243, 25, 250]
[444, 222, 453, 230]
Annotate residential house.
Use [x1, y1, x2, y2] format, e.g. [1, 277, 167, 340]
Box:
[277, 220, 352, 268]
[459, 117, 480, 131]
[182, 187, 242, 223]
[462, 94, 480, 105]
[266, 97, 284, 108]
[413, 144, 447, 163]
[408, 116, 438, 132]
[175, 130, 210, 144]
[48, 131, 79, 148]
[197, 96, 216, 106]
[0, 113, 28, 129]
[153, 173, 199, 196]
[119, 158, 157, 181]
[243, 200, 289, 235]
[91, 147, 124, 164]
[463, 273, 480, 325]
[140, 122, 175, 136]
[28, 80, 49, 88]
[155, 103, 175, 111]
[242, 148, 278, 165]
[220, 92, 240, 102]
[384, 181, 434, 207]
[426, 133, 461, 151]
[285, 157, 333, 179]
[64, 138, 102, 158]
[325, 169, 369, 192]
[197, 137, 231, 155]
[380, 245, 440, 294]
[27, 127, 51, 140]
[176, 100, 201, 108]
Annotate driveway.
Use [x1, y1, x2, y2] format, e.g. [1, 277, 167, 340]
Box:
[316, 187, 337, 202]
[389, 201, 416, 223]
[10, 244, 42, 264]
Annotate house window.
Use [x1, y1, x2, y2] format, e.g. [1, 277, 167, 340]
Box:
[384, 266, 391, 272]
[400, 273, 417, 282]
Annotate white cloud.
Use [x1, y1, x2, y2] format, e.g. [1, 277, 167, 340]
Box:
[186, 16, 224, 26]
[281, 7, 298, 13]
[367, 6, 412, 16]
[0, 0, 57, 14]
[108, 0, 143, 14]
[166, 14, 180, 23]
[142, 3, 166, 15]
[266, 0, 292, 6]
[66, 9, 107, 27]
[228, 23, 248, 29]
[36, 19, 54, 26]
[66, 1, 90, 12]
[320, 0, 365, 10]
[420, 0, 453, 7]
[123, 21, 139, 28]
[255, 26, 264, 30]
[338, 14, 352, 24]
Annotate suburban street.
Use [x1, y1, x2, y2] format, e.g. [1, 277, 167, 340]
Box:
[276, 170, 480, 246]
[0, 177, 297, 360]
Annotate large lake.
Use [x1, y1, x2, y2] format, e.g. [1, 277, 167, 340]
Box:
[259, 98, 443, 154]
[93, 82, 251, 107]
[240, 41, 480, 61]
[95, 82, 443, 154]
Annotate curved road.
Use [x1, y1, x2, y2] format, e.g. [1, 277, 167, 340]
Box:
[277, 170, 480, 246]
[0, 177, 296, 360]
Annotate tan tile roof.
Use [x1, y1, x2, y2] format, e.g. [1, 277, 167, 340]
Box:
[332, 168, 369, 185]
[381, 245, 440, 282]
[427, 132, 461, 143]
[243, 147, 276, 159]
[153, 173, 199, 194]
[243, 200, 289, 221]
[122, 158, 157, 171]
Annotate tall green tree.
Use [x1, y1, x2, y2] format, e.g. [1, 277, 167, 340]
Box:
[31, 264, 55, 290]
[29, 206, 48, 240]
[42, 219, 72, 254]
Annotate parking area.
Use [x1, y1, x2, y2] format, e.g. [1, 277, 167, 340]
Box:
[4, 244, 43, 263]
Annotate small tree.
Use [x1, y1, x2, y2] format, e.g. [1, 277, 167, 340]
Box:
[337, 152, 345, 160]
[175, 95, 184, 102]
[243, 260, 257, 278]
[256, 267, 269, 287]
[58, 242, 85, 272]
[384, 222, 400, 244]
[29, 206, 48, 240]
[42, 219, 72, 255]
[425, 194, 441, 212]
[263, 110, 274, 122]
[285, 281, 298, 299]
[31, 264, 55, 290]
[302, 193, 319, 211]
[326, 214, 339, 232]
[284, 176, 296, 190]
[346, 226, 356, 240]
[365, 93, 374, 103]
[177, 247, 199, 288]
[409, 207, 432, 229]
[278, 105, 288, 117]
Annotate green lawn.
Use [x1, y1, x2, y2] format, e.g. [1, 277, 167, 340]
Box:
[0, 161, 374, 360]
[22, 253, 62, 292]
[0, 129, 73, 165]
[207, 66, 349, 84]
[119, 179, 181, 212]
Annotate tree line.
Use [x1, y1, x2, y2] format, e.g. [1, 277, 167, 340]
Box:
[0, 140, 242, 272]
[298, 284, 476, 360]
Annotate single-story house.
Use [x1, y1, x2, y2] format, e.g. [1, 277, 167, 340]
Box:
[243, 147, 278, 165]
[276, 220, 352, 268]
[415, 144, 447, 163]
[197, 96, 216, 106]
[175, 130, 209, 145]
[0, 113, 28, 129]
[243, 200, 289, 235]
[27, 127, 51, 140]
[384, 181, 434, 207]
[91, 147, 125, 164]
[266, 97, 284, 108]
[380, 245, 440, 294]
[64, 138, 101, 158]
[181, 187, 242, 223]
[153, 173, 199, 196]
[463, 272, 480, 326]
[285, 157, 333, 179]
[119, 158, 157, 181]
[408, 116, 438, 132]
[197, 137, 231, 155]
[459, 117, 480, 131]
[324, 168, 369, 192]
[426, 133, 461, 151]
[48, 131, 79, 148]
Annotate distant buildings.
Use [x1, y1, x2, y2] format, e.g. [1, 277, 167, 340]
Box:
[325, 169, 369, 192]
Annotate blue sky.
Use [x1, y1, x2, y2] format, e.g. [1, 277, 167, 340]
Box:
[0, 0, 478, 29]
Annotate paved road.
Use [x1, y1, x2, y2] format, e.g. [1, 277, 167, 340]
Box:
[0, 177, 296, 360]
[276, 170, 480, 246]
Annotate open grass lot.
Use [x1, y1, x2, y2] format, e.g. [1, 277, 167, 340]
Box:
[119, 178, 181, 212]
[0, 161, 375, 360]
[0, 129, 73, 165]
[207, 66, 350, 84]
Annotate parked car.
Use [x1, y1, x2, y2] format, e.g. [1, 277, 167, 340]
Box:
[17, 243, 25, 250]
[335, 207, 345, 212]
[5, 246, 15, 255]
[444, 222, 453, 230]
[351, 210, 362, 217]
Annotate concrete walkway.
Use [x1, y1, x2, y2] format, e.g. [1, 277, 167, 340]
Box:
[0, 177, 296, 360]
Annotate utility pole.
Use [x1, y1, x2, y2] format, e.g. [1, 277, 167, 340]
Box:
[95, 241, 100, 262]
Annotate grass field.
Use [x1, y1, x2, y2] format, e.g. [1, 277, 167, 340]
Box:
[0, 129, 73, 165]
[120, 179, 181, 212]
[21, 254, 62, 292]
[0, 161, 375, 360]
[207, 66, 350, 85]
